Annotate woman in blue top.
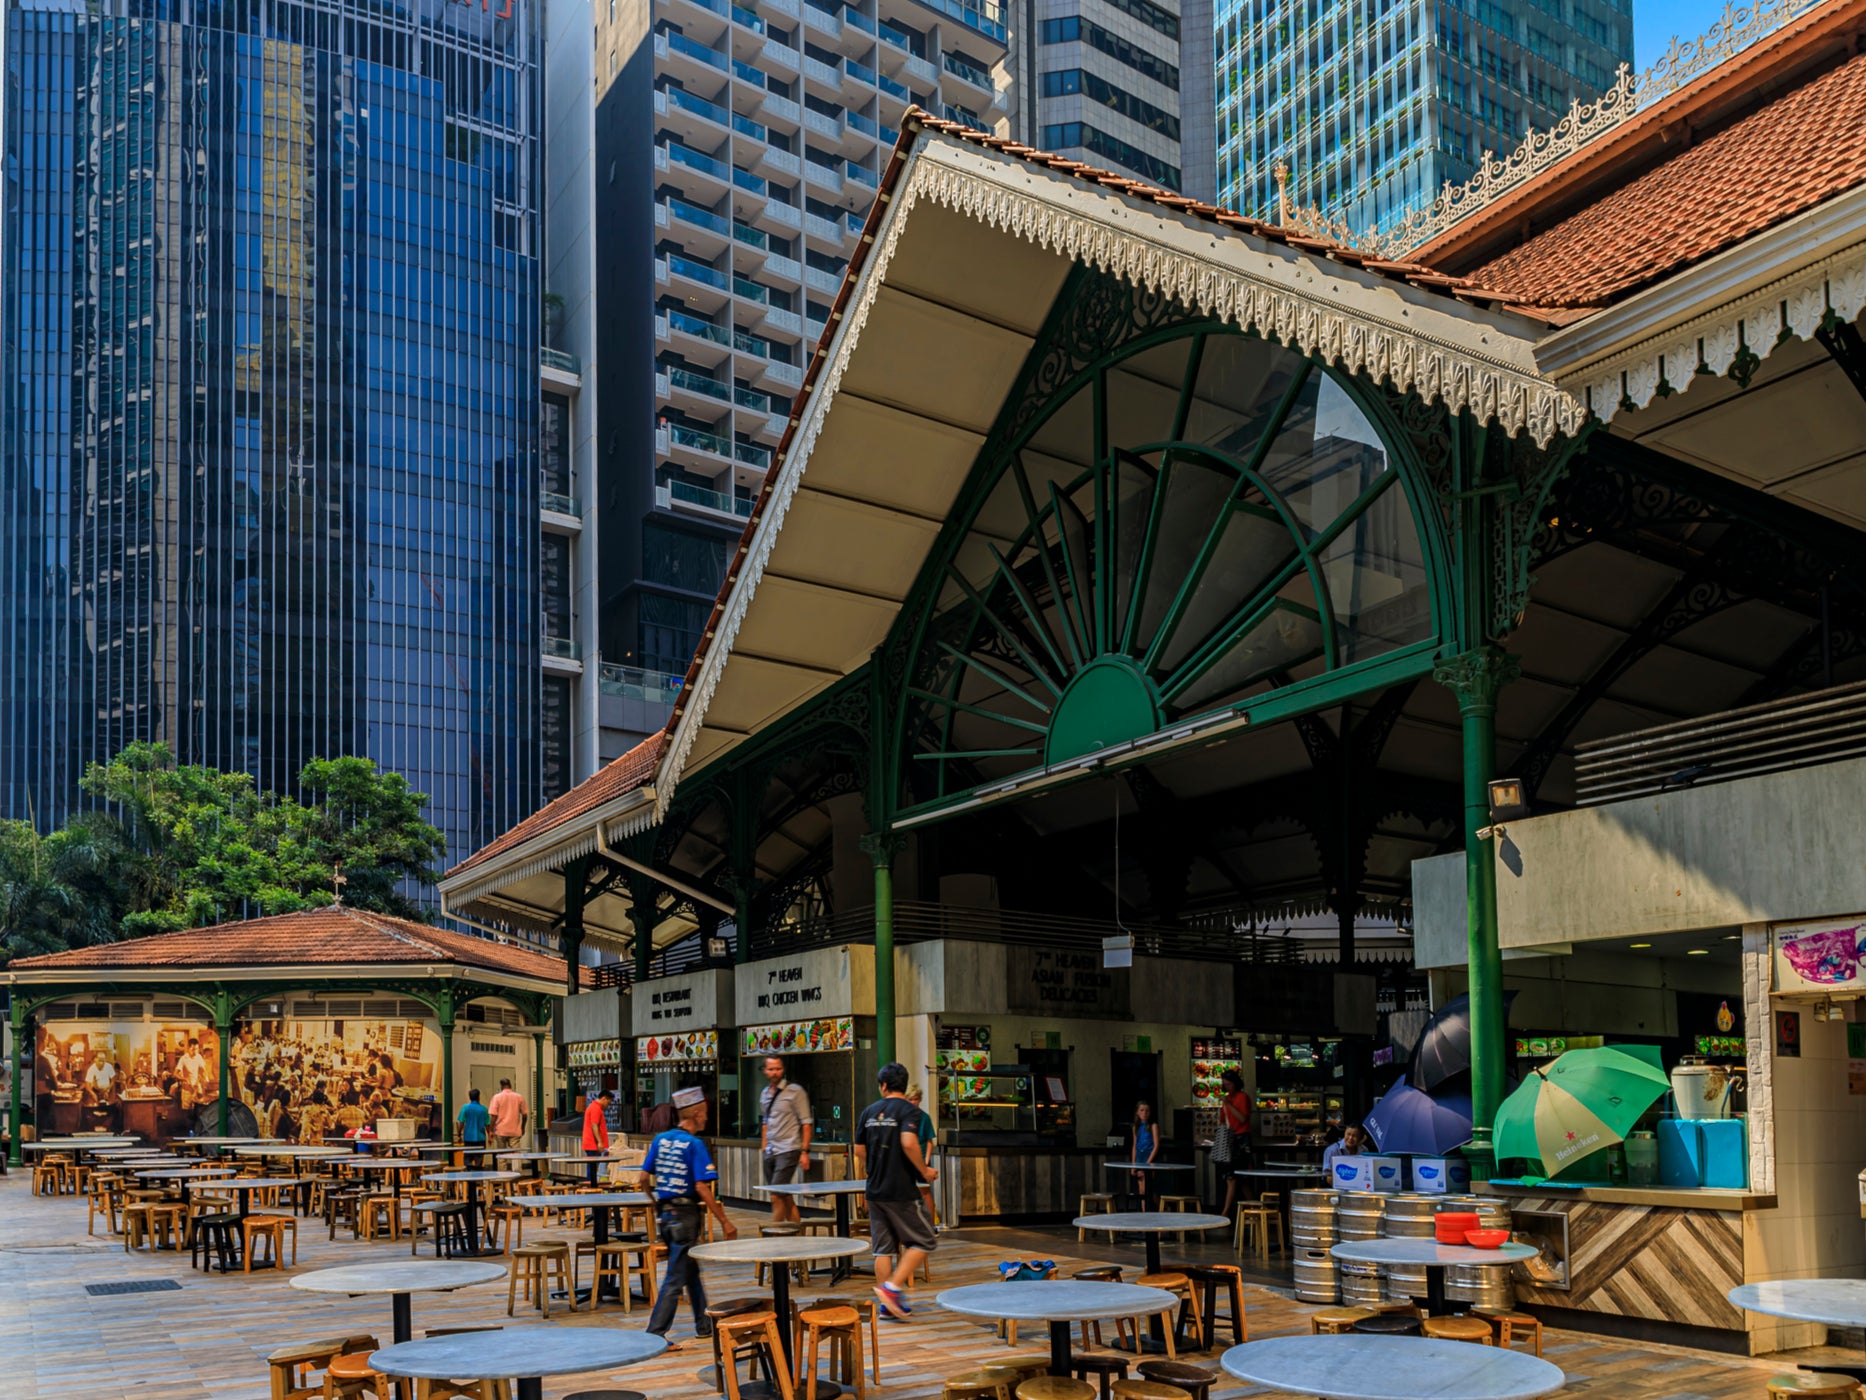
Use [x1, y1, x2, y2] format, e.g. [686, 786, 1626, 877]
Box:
[1130, 1101, 1159, 1206]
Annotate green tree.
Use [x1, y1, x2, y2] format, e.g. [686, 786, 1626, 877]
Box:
[290, 756, 447, 919]
[0, 814, 135, 960]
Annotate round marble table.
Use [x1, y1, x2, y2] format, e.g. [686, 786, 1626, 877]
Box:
[1221, 1335, 1565, 1399]
[371, 1323, 667, 1400]
[28, 1136, 137, 1154]
[517, 1191, 653, 1303]
[1731, 1280, 1866, 1382]
[939, 1281, 1177, 1376]
[1071, 1210, 1228, 1353]
[1330, 1238, 1538, 1317]
[692, 1236, 871, 1399]
[756, 1179, 870, 1279]
[291, 1259, 507, 1344]
[494, 1150, 589, 1179]
[420, 1170, 519, 1256]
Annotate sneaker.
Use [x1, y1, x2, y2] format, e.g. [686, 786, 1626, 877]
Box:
[695, 1322, 715, 1340]
[876, 1282, 912, 1318]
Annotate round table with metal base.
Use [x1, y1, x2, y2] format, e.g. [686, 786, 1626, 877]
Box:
[939, 1281, 1178, 1377]
[756, 1179, 870, 1282]
[1221, 1334, 1565, 1399]
[518, 1191, 653, 1304]
[291, 1260, 508, 1344]
[691, 1235, 872, 1400]
[418, 1170, 520, 1257]
[1070, 1210, 1229, 1353]
[1329, 1239, 1538, 1319]
[371, 1322, 666, 1400]
[1731, 1280, 1866, 1384]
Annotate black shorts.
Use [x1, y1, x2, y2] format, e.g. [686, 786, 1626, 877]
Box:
[763, 1150, 801, 1185]
[868, 1197, 937, 1256]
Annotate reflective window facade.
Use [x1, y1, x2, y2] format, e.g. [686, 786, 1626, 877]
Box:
[1, 0, 542, 863]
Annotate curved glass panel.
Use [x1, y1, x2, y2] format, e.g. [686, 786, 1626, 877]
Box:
[905, 324, 1439, 808]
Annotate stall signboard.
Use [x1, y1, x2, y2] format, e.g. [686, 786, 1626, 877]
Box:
[1774, 917, 1866, 992]
[567, 1039, 622, 1069]
[735, 945, 871, 1026]
[630, 968, 733, 1038]
[636, 1030, 720, 1067]
[1006, 947, 1130, 1018]
[741, 1017, 854, 1057]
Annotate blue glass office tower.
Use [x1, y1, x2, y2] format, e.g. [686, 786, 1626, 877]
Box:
[1215, 0, 1632, 232]
[1, 0, 542, 862]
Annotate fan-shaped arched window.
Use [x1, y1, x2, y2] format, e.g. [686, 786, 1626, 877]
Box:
[904, 326, 1444, 809]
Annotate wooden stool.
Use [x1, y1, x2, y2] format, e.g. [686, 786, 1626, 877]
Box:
[1472, 1306, 1543, 1357]
[718, 1313, 795, 1400]
[267, 1334, 378, 1400]
[359, 1195, 399, 1242]
[1181, 1264, 1247, 1347]
[192, 1212, 242, 1272]
[1766, 1376, 1866, 1398]
[1421, 1316, 1494, 1345]
[797, 1305, 864, 1400]
[127, 1201, 186, 1252]
[943, 1373, 1015, 1400]
[1077, 1194, 1116, 1242]
[592, 1240, 659, 1313]
[1070, 1351, 1133, 1400]
[708, 1298, 773, 1391]
[1135, 1361, 1216, 1400]
[1310, 1306, 1374, 1335]
[1111, 1383, 1192, 1400]
[809, 1297, 881, 1386]
[486, 1201, 524, 1253]
[1135, 1272, 1202, 1354]
[323, 1351, 393, 1399]
[1231, 1200, 1281, 1260]
[1353, 1313, 1422, 1336]
[87, 1177, 122, 1236]
[1018, 1380, 1097, 1400]
[506, 1242, 576, 1318]
[244, 1213, 298, 1271]
[32, 1159, 63, 1196]
[1154, 1196, 1202, 1241]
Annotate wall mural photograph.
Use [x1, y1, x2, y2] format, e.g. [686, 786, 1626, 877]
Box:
[35, 1022, 223, 1142]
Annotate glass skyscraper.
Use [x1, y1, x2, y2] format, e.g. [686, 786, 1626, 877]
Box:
[1215, 0, 1631, 231]
[1, 0, 542, 862]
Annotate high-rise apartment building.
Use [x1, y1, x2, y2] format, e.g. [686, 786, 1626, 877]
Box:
[546, 0, 1008, 767]
[1215, 0, 1632, 231]
[1, 0, 544, 861]
[1018, 0, 1214, 199]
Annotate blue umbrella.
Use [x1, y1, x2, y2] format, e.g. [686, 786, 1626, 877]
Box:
[1364, 1081, 1474, 1156]
[1406, 991, 1518, 1092]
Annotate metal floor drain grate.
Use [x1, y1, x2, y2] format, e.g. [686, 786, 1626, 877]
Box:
[85, 1279, 183, 1296]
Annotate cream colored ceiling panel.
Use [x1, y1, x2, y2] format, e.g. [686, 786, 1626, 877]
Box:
[738, 573, 900, 672]
[839, 288, 1032, 434]
[881, 202, 1071, 335]
[804, 396, 982, 519]
[767, 493, 942, 599]
[1642, 365, 1866, 489]
[704, 655, 823, 738]
[1783, 453, 1866, 530]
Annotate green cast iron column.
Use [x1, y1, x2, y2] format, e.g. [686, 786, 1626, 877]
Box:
[1433, 645, 1520, 1174]
[533, 1031, 547, 1150]
[438, 985, 457, 1139]
[9, 1002, 26, 1166]
[861, 832, 905, 1066]
[214, 988, 235, 1136]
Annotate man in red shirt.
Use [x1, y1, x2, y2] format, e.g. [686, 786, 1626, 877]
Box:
[583, 1087, 614, 1184]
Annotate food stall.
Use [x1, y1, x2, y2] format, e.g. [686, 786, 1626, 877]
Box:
[630, 967, 737, 1135]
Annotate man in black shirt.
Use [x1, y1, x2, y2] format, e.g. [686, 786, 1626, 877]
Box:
[854, 1061, 938, 1319]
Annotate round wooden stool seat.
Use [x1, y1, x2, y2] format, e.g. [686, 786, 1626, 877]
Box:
[1134, 1272, 1189, 1290]
[1135, 1361, 1217, 1390]
[327, 1352, 384, 1379]
[1767, 1375, 1865, 1398]
[1111, 1382, 1192, 1400]
[1351, 1313, 1421, 1336]
[1421, 1316, 1494, 1345]
[799, 1305, 859, 1327]
[1070, 1353, 1131, 1376]
[1472, 1306, 1544, 1356]
[1074, 1266, 1123, 1282]
[1310, 1306, 1373, 1334]
[943, 1370, 1017, 1400]
[1018, 1380, 1097, 1400]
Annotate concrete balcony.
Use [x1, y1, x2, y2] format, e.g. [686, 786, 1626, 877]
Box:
[540, 345, 582, 392]
[763, 38, 801, 72]
[655, 480, 754, 522]
[760, 92, 803, 129]
[760, 146, 803, 179]
[543, 636, 585, 676]
[803, 107, 842, 141]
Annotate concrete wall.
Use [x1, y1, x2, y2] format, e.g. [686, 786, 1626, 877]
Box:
[1431, 946, 1737, 1038]
[559, 988, 623, 1045]
[1492, 758, 1866, 945]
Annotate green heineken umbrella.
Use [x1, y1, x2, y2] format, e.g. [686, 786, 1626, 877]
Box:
[1493, 1046, 1671, 1174]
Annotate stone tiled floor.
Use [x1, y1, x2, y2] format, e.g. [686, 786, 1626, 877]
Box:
[0, 1170, 1831, 1399]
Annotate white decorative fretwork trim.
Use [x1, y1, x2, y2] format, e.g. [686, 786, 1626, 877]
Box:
[649, 131, 1584, 819]
[1558, 237, 1866, 422]
[1328, 0, 1817, 256]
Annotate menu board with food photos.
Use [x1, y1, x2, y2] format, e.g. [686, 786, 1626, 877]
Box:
[935, 1046, 994, 1103]
[636, 1029, 720, 1067]
[741, 1016, 854, 1057]
[1191, 1037, 1243, 1104]
[567, 1039, 622, 1069]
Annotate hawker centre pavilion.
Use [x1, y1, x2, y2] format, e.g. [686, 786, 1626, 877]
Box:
[445, 0, 1866, 1170]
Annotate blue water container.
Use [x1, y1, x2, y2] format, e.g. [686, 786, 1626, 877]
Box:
[1657, 1118, 1704, 1187]
[1697, 1119, 1747, 1189]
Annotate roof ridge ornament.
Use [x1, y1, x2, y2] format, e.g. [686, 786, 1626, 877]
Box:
[1357, 0, 1811, 256]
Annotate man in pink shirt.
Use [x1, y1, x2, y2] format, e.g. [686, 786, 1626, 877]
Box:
[488, 1077, 528, 1149]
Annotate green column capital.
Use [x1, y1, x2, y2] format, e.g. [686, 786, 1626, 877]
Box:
[1433, 647, 1521, 715]
[859, 830, 907, 867]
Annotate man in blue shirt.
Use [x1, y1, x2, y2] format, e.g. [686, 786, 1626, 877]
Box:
[639, 1085, 737, 1346]
[456, 1087, 490, 1168]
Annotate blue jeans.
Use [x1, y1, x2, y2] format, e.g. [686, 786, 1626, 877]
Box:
[585, 1149, 604, 1184]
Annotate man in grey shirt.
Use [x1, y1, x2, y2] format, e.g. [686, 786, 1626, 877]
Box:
[760, 1055, 813, 1223]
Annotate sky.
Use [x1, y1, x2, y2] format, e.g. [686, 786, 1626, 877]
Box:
[1634, 0, 1727, 70]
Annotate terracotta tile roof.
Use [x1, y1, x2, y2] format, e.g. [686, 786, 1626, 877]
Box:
[445, 731, 666, 879]
[1463, 51, 1866, 310]
[5, 906, 582, 987]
